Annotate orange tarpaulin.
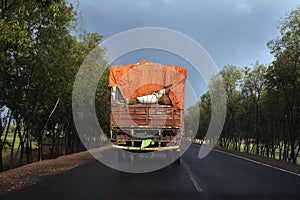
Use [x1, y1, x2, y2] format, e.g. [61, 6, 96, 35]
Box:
[108, 60, 187, 109]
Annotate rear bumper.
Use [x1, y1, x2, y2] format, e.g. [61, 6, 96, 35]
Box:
[112, 144, 180, 151]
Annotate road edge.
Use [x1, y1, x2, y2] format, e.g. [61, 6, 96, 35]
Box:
[193, 143, 300, 176]
[0, 146, 112, 198]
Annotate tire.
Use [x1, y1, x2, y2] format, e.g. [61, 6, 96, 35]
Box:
[173, 150, 181, 166]
[124, 151, 132, 164]
[174, 157, 181, 165]
[117, 149, 124, 164]
[166, 149, 181, 166]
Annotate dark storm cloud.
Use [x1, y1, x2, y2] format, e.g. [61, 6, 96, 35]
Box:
[72, 0, 300, 68]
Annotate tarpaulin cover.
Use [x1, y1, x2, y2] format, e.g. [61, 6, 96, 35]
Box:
[108, 60, 187, 109]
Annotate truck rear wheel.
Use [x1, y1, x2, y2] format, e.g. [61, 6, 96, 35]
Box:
[117, 149, 136, 165]
[167, 150, 181, 166]
[174, 157, 181, 165]
[117, 149, 124, 164]
[173, 150, 181, 166]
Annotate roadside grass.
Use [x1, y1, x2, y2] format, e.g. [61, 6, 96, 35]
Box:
[223, 141, 300, 165]
[3, 132, 21, 152]
[2, 152, 23, 171]
[1, 132, 38, 171]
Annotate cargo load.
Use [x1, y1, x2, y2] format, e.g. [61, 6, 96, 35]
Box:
[108, 60, 186, 109]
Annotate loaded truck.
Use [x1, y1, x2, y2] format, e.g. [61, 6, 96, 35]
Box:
[108, 60, 186, 165]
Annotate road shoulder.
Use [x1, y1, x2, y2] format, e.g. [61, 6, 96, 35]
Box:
[213, 146, 300, 175]
[0, 146, 111, 198]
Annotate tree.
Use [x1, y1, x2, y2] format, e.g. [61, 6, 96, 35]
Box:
[219, 65, 242, 150]
[267, 6, 300, 164]
[241, 62, 266, 155]
[0, 0, 106, 171]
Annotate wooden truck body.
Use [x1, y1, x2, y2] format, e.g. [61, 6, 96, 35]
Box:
[108, 60, 186, 153]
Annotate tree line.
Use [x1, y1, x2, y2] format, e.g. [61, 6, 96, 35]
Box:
[191, 6, 300, 164]
[0, 0, 108, 172]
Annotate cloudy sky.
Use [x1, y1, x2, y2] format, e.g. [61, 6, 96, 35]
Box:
[72, 0, 299, 69]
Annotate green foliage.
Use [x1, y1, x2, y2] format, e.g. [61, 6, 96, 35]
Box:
[95, 68, 111, 138]
[189, 6, 300, 164]
[0, 0, 107, 171]
[184, 101, 201, 139]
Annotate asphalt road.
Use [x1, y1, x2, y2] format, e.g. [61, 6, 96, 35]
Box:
[2, 144, 300, 200]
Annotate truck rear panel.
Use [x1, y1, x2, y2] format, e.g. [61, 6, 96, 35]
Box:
[110, 104, 184, 151]
[108, 60, 186, 152]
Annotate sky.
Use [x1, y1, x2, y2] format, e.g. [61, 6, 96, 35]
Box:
[71, 0, 300, 69]
[68, 0, 300, 103]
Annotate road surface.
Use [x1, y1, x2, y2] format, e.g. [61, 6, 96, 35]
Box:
[2, 144, 300, 200]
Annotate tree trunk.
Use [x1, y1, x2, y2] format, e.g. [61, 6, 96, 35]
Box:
[18, 125, 24, 167]
[0, 150, 3, 172]
[25, 129, 31, 164]
[9, 126, 17, 169]
[0, 110, 13, 171]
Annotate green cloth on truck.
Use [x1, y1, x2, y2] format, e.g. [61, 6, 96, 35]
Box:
[141, 139, 155, 148]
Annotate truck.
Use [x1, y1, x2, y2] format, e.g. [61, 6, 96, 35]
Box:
[108, 60, 186, 165]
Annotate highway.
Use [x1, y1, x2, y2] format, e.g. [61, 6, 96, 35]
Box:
[2, 144, 300, 200]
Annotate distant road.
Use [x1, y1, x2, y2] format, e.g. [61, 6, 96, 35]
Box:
[3, 144, 300, 200]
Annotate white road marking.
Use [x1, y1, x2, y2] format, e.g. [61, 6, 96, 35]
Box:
[212, 148, 300, 177]
[182, 159, 203, 192]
